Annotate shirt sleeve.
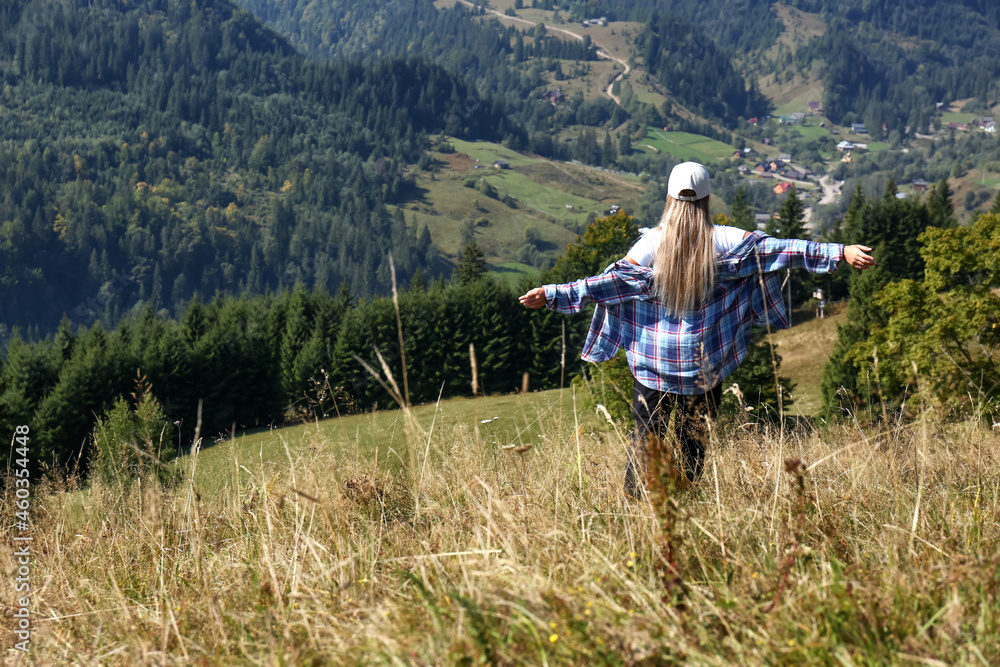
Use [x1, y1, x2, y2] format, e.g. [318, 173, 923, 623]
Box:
[544, 262, 653, 314]
[723, 235, 843, 276]
[759, 237, 844, 274]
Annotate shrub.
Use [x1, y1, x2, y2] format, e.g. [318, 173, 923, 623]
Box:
[90, 373, 175, 490]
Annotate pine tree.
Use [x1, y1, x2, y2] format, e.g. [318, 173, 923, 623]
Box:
[467, 279, 519, 395]
[729, 186, 755, 231]
[883, 177, 898, 200]
[775, 188, 806, 239]
[821, 195, 932, 414]
[457, 242, 487, 284]
[926, 178, 955, 228]
[601, 131, 617, 166]
[32, 327, 125, 470]
[841, 183, 867, 241]
[279, 285, 314, 408]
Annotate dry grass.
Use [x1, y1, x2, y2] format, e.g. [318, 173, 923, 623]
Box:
[769, 304, 848, 415]
[3, 397, 999, 664]
[773, 4, 826, 48]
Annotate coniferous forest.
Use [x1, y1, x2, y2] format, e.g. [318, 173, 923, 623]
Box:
[0, 0, 521, 335]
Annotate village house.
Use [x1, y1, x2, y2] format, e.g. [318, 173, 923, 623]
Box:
[808, 101, 821, 113]
[763, 137, 774, 146]
[769, 159, 786, 172]
[773, 182, 795, 195]
[738, 165, 752, 175]
[851, 123, 868, 134]
[493, 158, 510, 169]
[912, 179, 929, 192]
[777, 153, 792, 162]
[785, 170, 807, 181]
[837, 140, 854, 151]
[542, 89, 565, 105]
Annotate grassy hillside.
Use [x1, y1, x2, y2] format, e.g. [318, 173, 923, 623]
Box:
[192, 389, 577, 495]
[634, 128, 736, 162]
[769, 304, 846, 415]
[400, 137, 645, 274]
[11, 382, 1000, 663]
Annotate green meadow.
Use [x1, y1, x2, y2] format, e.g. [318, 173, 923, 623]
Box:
[634, 128, 736, 162]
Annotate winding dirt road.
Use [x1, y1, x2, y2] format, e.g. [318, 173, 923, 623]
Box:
[818, 174, 841, 205]
[457, 1, 631, 107]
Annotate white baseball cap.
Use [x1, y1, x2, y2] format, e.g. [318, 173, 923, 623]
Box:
[668, 162, 711, 201]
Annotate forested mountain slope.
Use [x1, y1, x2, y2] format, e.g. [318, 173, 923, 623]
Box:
[236, 0, 999, 136]
[236, 0, 768, 127]
[0, 0, 519, 334]
[235, 0, 618, 136]
[560, 0, 1000, 131]
[783, 1, 1000, 133]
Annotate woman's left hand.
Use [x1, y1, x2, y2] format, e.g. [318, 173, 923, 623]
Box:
[519, 287, 547, 309]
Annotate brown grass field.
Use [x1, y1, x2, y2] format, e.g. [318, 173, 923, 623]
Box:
[3, 384, 998, 664]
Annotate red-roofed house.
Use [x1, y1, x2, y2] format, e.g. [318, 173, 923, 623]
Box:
[773, 182, 795, 195]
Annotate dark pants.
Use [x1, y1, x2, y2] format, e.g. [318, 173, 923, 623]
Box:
[624, 379, 722, 497]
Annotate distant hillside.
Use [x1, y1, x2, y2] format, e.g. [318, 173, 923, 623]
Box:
[237, 0, 1000, 139]
[0, 0, 521, 335]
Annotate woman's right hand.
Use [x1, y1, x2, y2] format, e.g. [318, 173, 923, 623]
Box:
[519, 287, 548, 309]
[844, 245, 876, 270]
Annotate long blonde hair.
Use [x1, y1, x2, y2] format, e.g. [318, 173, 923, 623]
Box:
[652, 194, 714, 315]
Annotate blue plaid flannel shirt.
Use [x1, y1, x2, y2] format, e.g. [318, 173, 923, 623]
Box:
[543, 231, 844, 394]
